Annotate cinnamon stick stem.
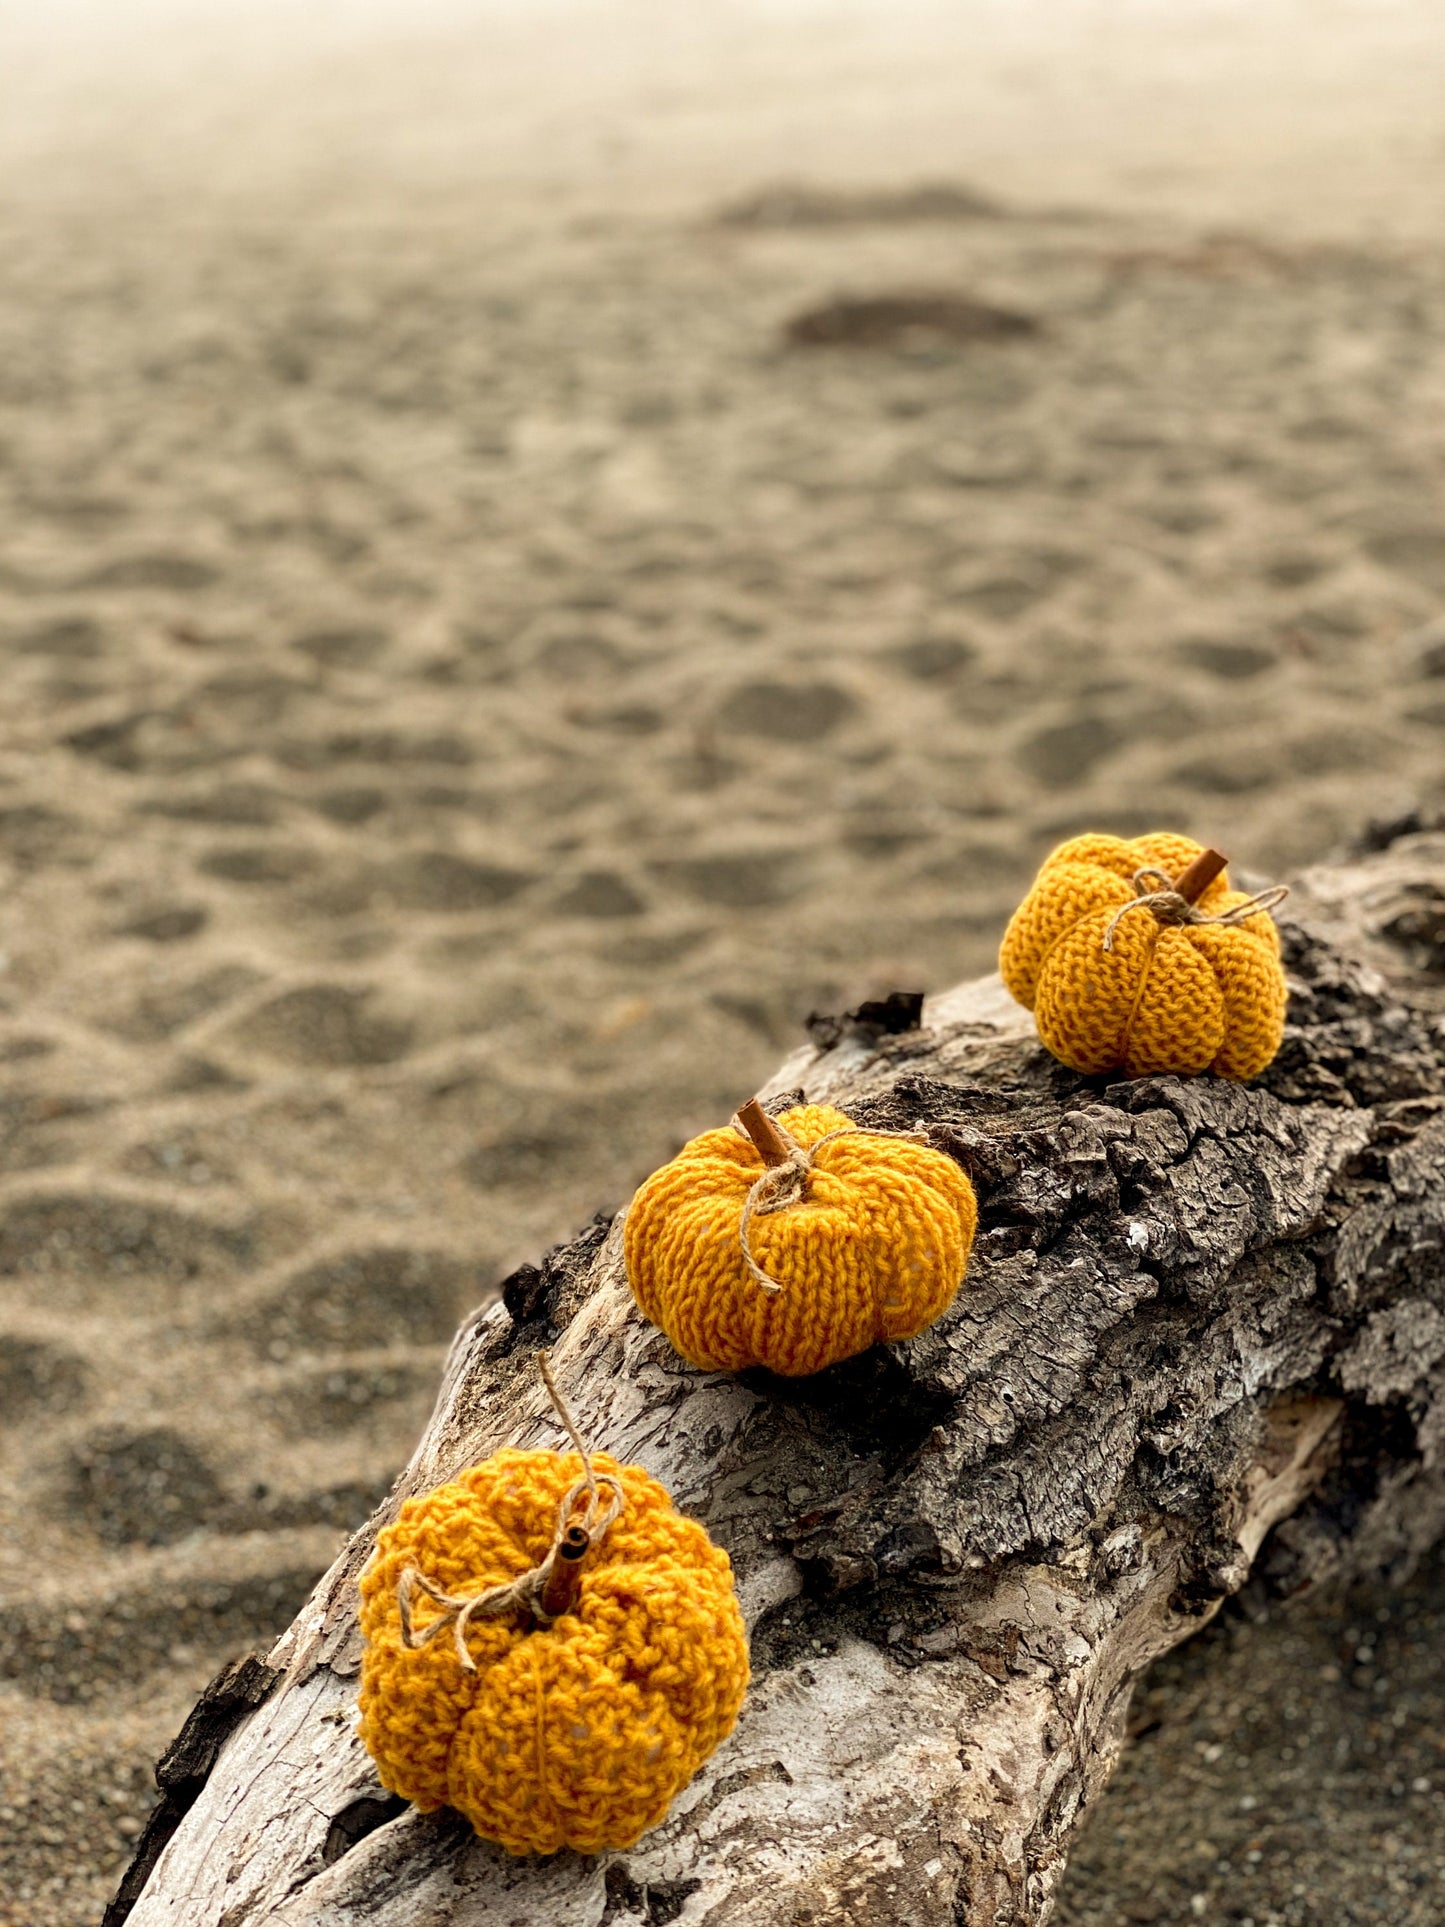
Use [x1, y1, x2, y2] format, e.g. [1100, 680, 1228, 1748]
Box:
[538, 1523, 591, 1620]
[1173, 847, 1229, 905]
[736, 1098, 792, 1168]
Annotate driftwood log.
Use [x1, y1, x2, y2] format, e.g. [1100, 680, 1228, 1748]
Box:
[113, 825, 1445, 1927]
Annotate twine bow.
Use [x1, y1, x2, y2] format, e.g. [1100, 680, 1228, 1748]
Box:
[1101, 867, 1289, 954]
[396, 1353, 623, 1671]
[734, 1107, 931, 1295]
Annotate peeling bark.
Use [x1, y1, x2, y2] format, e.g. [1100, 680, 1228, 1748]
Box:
[116, 828, 1445, 1927]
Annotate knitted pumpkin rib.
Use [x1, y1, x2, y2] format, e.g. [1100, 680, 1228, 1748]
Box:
[825, 1136, 973, 1342]
[1192, 914, 1287, 1079]
[1033, 905, 1151, 1074]
[1122, 928, 1225, 1078]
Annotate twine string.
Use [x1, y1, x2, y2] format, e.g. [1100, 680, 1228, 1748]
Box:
[734, 1112, 934, 1295]
[396, 1351, 623, 1671]
[1101, 867, 1289, 955]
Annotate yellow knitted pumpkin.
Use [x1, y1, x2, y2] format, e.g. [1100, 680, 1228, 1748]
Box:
[357, 1445, 748, 1855]
[624, 1101, 977, 1377]
[999, 832, 1288, 1080]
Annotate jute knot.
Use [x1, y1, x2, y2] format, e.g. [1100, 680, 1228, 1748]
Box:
[397, 1353, 622, 1670]
[733, 1111, 932, 1295]
[1101, 867, 1289, 954]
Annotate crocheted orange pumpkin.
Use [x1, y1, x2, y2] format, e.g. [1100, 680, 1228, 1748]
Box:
[625, 1100, 977, 1377]
[358, 1445, 748, 1855]
[999, 833, 1288, 1080]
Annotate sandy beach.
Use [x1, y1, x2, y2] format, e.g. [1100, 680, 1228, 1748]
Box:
[0, 2, 1443, 1919]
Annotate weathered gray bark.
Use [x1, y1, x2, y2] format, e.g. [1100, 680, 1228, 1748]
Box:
[114, 825, 1445, 1927]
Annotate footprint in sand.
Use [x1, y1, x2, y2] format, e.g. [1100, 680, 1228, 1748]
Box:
[367, 851, 533, 913]
[228, 984, 415, 1066]
[0, 804, 86, 868]
[1016, 712, 1127, 789]
[1173, 752, 1272, 796]
[12, 614, 107, 659]
[1, 1568, 320, 1703]
[289, 624, 390, 668]
[654, 849, 813, 909]
[114, 904, 210, 944]
[140, 782, 284, 826]
[240, 1247, 480, 1355]
[885, 635, 977, 682]
[1175, 637, 1279, 680]
[263, 1360, 432, 1438]
[108, 964, 265, 1042]
[0, 1091, 110, 1176]
[60, 1421, 394, 1548]
[531, 631, 626, 681]
[195, 670, 313, 730]
[76, 554, 220, 593]
[61, 1425, 225, 1548]
[65, 709, 239, 776]
[0, 1191, 255, 1283]
[552, 870, 646, 918]
[0, 1334, 89, 1421]
[277, 729, 474, 772]
[714, 678, 856, 743]
[196, 844, 318, 886]
[307, 785, 389, 825]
